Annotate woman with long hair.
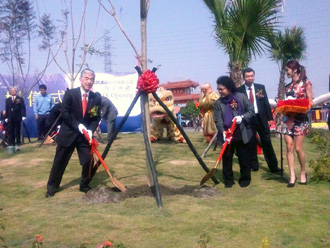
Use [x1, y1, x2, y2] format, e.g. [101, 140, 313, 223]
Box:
[282, 60, 313, 187]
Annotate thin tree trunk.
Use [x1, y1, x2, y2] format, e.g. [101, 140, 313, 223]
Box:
[230, 62, 243, 87]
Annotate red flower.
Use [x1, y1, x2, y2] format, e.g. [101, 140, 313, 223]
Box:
[35, 235, 43, 243]
[136, 70, 159, 93]
[194, 101, 200, 109]
[97, 241, 114, 248]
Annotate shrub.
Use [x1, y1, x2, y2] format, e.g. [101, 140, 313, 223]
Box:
[307, 129, 330, 182]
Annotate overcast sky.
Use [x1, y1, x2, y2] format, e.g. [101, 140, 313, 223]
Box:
[13, 0, 330, 99]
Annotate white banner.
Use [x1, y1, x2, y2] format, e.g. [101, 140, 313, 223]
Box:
[71, 72, 141, 116]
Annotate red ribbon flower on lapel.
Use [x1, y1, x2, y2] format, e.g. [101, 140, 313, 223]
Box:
[256, 89, 264, 99]
[136, 69, 159, 93]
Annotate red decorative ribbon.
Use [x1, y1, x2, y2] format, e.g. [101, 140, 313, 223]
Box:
[136, 69, 159, 93]
[275, 99, 310, 115]
[89, 139, 99, 155]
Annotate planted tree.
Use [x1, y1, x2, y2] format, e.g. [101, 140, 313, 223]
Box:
[203, 0, 281, 87]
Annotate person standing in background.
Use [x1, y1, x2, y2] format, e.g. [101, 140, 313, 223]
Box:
[34, 84, 54, 141]
[237, 68, 281, 173]
[199, 83, 219, 143]
[100, 95, 118, 141]
[5, 87, 26, 151]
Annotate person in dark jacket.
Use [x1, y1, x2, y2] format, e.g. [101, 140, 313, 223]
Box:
[214, 76, 255, 188]
[5, 87, 26, 151]
[237, 68, 281, 173]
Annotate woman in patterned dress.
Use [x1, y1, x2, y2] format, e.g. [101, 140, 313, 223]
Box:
[282, 60, 313, 187]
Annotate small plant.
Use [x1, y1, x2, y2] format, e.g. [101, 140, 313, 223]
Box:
[307, 129, 330, 182]
[0, 219, 8, 248]
[198, 233, 210, 248]
[32, 235, 43, 248]
[259, 237, 270, 248]
[78, 241, 90, 248]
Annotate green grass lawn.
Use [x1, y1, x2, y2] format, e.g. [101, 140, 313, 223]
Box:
[0, 130, 329, 247]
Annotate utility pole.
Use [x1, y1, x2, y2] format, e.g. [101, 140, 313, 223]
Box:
[104, 32, 113, 73]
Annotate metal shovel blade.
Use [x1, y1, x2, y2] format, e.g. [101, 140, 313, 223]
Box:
[200, 168, 217, 185]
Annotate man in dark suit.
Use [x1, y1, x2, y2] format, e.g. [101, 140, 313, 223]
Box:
[5, 87, 26, 151]
[237, 68, 281, 173]
[100, 95, 118, 141]
[46, 68, 101, 197]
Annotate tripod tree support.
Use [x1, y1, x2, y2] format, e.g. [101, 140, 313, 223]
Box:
[151, 92, 219, 185]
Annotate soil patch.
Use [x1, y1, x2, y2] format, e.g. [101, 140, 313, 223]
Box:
[83, 184, 221, 203]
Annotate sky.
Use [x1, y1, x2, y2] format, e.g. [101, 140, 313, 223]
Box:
[9, 0, 330, 100]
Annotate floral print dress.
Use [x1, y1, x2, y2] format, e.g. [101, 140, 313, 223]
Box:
[281, 80, 311, 136]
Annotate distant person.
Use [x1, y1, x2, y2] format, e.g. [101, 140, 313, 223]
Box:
[46, 68, 101, 197]
[237, 68, 281, 173]
[5, 86, 26, 151]
[33, 84, 54, 141]
[100, 95, 118, 141]
[281, 60, 312, 187]
[199, 83, 219, 143]
[214, 76, 255, 188]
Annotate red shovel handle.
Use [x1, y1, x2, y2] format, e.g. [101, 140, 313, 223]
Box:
[216, 118, 237, 163]
[82, 129, 109, 171]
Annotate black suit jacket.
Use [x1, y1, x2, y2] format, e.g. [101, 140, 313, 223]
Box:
[237, 83, 273, 129]
[5, 96, 26, 122]
[56, 88, 101, 147]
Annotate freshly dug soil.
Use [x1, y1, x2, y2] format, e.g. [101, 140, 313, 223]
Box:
[83, 184, 221, 203]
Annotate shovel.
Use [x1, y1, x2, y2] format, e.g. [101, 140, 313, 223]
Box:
[82, 129, 126, 192]
[200, 119, 237, 185]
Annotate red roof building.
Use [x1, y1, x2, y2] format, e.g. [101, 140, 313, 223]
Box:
[159, 80, 200, 105]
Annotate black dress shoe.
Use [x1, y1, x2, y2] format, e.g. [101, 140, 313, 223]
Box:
[287, 177, 297, 188]
[225, 184, 233, 188]
[251, 168, 259, 172]
[79, 186, 91, 193]
[45, 192, 55, 198]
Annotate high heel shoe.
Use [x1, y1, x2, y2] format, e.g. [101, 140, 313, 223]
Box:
[287, 177, 297, 188]
[299, 173, 307, 185]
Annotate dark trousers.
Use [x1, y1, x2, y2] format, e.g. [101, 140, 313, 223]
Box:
[222, 140, 251, 187]
[47, 135, 94, 194]
[37, 114, 49, 140]
[106, 118, 116, 141]
[7, 120, 21, 146]
[250, 115, 278, 171]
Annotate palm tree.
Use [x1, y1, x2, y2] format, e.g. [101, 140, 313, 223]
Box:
[203, 0, 282, 87]
[269, 26, 307, 100]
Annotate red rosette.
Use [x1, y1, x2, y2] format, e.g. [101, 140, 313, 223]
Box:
[136, 69, 159, 93]
[275, 99, 310, 115]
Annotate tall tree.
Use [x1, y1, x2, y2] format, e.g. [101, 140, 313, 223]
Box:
[36, 0, 102, 88]
[0, 0, 35, 91]
[203, 0, 281, 87]
[268, 26, 307, 100]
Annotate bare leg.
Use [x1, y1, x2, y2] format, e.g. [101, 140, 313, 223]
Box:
[284, 134, 296, 183]
[294, 135, 307, 183]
